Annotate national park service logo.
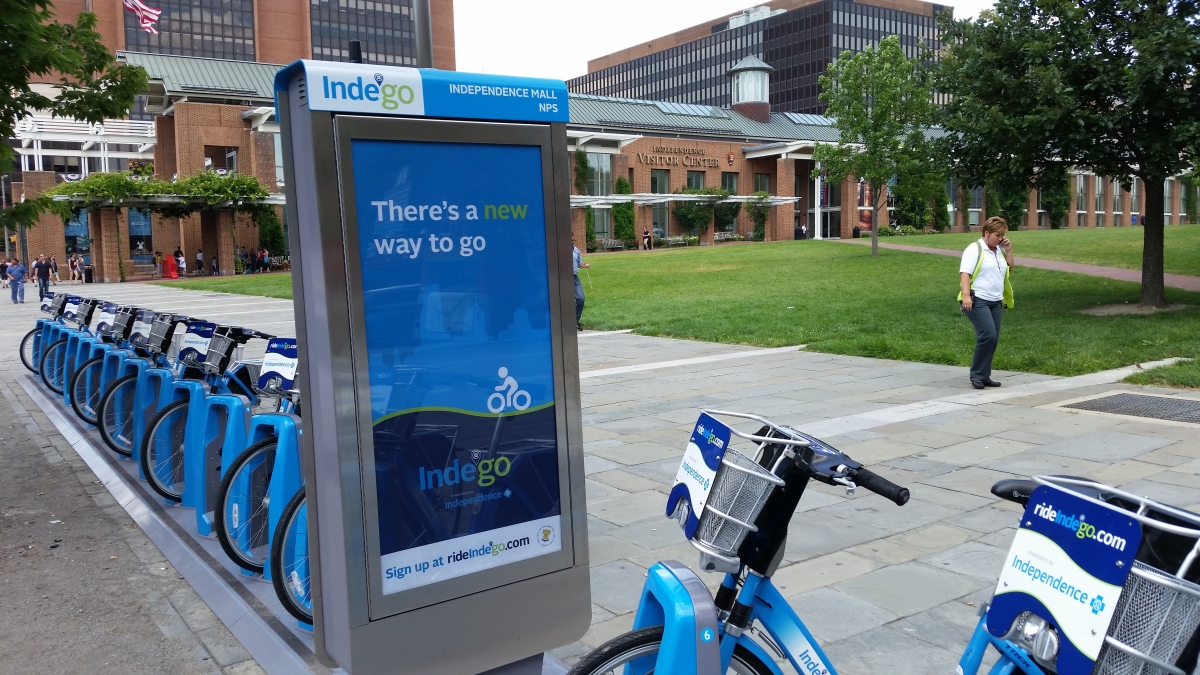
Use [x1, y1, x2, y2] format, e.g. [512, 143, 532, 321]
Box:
[537, 524, 556, 546]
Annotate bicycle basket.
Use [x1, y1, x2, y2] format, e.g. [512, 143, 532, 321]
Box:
[202, 334, 238, 376]
[49, 294, 67, 316]
[145, 316, 176, 354]
[110, 308, 136, 341]
[691, 447, 783, 558]
[1093, 562, 1200, 675]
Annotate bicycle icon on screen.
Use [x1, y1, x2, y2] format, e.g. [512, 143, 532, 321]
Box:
[487, 367, 531, 413]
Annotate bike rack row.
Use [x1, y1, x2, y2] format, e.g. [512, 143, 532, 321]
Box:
[20, 291, 314, 634]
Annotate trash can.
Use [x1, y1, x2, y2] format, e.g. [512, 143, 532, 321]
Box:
[794, 226, 803, 240]
[83, 265, 94, 283]
[853, 226, 862, 239]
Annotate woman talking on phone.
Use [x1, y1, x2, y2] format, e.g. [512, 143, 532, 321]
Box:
[959, 216, 1015, 389]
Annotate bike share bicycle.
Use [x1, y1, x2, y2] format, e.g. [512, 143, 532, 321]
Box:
[21, 293, 69, 375]
[957, 475, 1200, 675]
[38, 296, 103, 395]
[139, 325, 273, 535]
[570, 410, 910, 675]
[208, 337, 311, 627]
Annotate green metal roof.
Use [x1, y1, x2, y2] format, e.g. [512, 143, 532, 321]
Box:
[567, 93, 843, 143]
[117, 51, 283, 102]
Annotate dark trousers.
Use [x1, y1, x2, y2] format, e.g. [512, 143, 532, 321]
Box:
[574, 275, 585, 325]
[964, 294, 1003, 382]
[36, 278, 49, 300]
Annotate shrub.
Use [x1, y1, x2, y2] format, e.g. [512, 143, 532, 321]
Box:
[746, 191, 770, 241]
[898, 225, 920, 236]
[686, 236, 700, 246]
[612, 177, 635, 240]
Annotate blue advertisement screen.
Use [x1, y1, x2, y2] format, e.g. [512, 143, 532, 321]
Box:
[351, 139, 563, 595]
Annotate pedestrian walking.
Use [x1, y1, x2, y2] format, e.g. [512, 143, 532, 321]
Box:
[32, 254, 51, 300]
[153, 251, 163, 279]
[959, 217, 1015, 389]
[50, 256, 60, 284]
[196, 249, 204, 276]
[0, 258, 8, 289]
[801, 224, 808, 239]
[8, 257, 27, 303]
[642, 226, 653, 251]
[210, 256, 218, 276]
[573, 235, 590, 330]
[176, 252, 188, 278]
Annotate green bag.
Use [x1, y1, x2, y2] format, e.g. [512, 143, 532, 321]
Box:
[957, 241, 1014, 309]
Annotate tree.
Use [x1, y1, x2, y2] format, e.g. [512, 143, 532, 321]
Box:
[258, 208, 286, 254]
[746, 192, 770, 241]
[815, 35, 936, 256]
[572, 149, 590, 195]
[1039, 166, 1072, 229]
[0, 2, 148, 232]
[891, 136, 948, 230]
[611, 176, 635, 241]
[714, 201, 742, 233]
[671, 188, 725, 236]
[938, 0, 1200, 305]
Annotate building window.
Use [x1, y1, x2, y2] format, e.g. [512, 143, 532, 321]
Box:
[1113, 181, 1122, 217]
[124, 0, 256, 61]
[722, 172, 739, 194]
[1038, 212, 1048, 229]
[1131, 178, 1141, 223]
[128, 209, 153, 259]
[1078, 213, 1086, 228]
[687, 171, 706, 190]
[1075, 174, 1087, 212]
[310, 0, 417, 66]
[64, 212, 91, 264]
[1165, 180, 1174, 222]
[651, 169, 670, 238]
[1094, 176, 1106, 215]
[754, 173, 771, 194]
[587, 153, 613, 197]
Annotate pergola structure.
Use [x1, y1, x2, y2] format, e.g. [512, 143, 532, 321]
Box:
[13, 115, 156, 174]
[570, 194, 800, 210]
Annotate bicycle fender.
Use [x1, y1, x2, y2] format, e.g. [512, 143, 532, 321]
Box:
[631, 561, 721, 675]
[734, 635, 787, 675]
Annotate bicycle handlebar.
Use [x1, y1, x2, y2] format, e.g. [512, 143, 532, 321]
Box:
[852, 467, 910, 506]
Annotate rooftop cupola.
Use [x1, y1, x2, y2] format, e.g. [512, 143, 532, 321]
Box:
[728, 55, 773, 123]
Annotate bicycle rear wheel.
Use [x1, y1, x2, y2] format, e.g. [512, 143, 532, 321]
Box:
[39, 338, 69, 394]
[215, 438, 277, 574]
[20, 329, 38, 373]
[567, 625, 772, 675]
[140, 399, 189, 501]
[69, 355, 105, 425]
[97, 374, 139, 457]
[270, 487, 312, 623]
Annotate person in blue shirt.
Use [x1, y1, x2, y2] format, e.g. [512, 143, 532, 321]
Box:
[8, 257, 27, 303]
[572, 236, 590, 331]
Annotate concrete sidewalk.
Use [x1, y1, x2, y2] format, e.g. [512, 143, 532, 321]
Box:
[839, 238, 1200, 292]
[6, 283, 1200, 674]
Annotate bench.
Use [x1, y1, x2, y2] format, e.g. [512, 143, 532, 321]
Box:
[714, 232, 738, 243]
[599, 239, 625, 251]
[663, 236, 688, 247]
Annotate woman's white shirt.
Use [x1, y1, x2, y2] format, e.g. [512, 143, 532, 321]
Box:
[960, 239, 1007, 302]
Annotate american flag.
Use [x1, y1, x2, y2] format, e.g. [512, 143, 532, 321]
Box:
[123, 0, 163, 34]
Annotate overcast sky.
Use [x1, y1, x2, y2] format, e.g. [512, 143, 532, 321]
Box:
[453, 0, 995, 81]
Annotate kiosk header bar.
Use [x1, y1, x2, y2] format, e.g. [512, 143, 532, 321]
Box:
[273, 61, 569, 123]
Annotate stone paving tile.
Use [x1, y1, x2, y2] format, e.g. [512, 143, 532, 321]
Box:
[589, 469, 666, 493]
[945, 506, 1023, 534]
[883, 455, 961, 478]
[1120, 478, 1200, 505]
[587, 440, 680, 466]
[1138, 448, 1196, 467]
[922, 436, 1038, 467]
[923, 415, 1022, 439]
[887, 427, 975, 449]
[771, 551, 883, 597]
[582, 454, 623, 476]
[588, 561, 650, 615]
[834, 562, 990, 617]
[922, 466, 1020, 498]
[787, 587, 899, 644]
[587, 534, 648, 567]
[607, 517, 687, 550]
[823, 621, 966, 675]
[920, 541, 1010, 581]
[584, 478, 628, 503]
[1038, 430, 1175, 463]
[906, 483, 995, 511]
[889, 522, 982, 555]
[980, 449, 1109, 477]
[890, 597, 992, 659]
[816, 494, 963, 535]
[783, 514, 892, 563]
[588, 490, 668, 526]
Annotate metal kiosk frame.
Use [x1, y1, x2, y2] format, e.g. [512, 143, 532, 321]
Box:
[275, 61, 590, 675]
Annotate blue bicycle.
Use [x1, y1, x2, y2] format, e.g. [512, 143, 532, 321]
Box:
[68, 303, 146, 426]
[569, 410, 910, 675]
[19, 292, 67, 373]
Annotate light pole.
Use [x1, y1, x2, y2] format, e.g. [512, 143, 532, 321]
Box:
[813, 161, 823, 240]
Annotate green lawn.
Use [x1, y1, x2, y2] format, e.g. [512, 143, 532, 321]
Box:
[150, 242, 1200, 379]
[1123, 359, 1200, 390]
[899, 225, 1200, 276]
[151, 273, 294, 299]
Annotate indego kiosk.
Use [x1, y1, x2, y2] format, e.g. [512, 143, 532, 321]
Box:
[274, 61, 590, 674]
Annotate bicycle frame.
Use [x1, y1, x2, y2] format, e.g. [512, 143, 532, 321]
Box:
[627, 562, 833, 675]
[959, 610, 1049, 675]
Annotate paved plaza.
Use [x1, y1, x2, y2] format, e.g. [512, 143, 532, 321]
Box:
[5, 282, 1200, 674]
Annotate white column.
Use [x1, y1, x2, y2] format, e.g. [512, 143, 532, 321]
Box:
[813, 162, 823, 240]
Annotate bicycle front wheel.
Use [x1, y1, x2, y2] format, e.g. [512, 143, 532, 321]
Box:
[215, 438, 277, 574]
[20, 329, 38, 373]
[140, 399, 189, 501]
[271, 487, 312, 623]
[39, 338, 69, 394]
[97, 374, 139, 457]
[567, 626, 773, 675]
[69, 355, 105, 425]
